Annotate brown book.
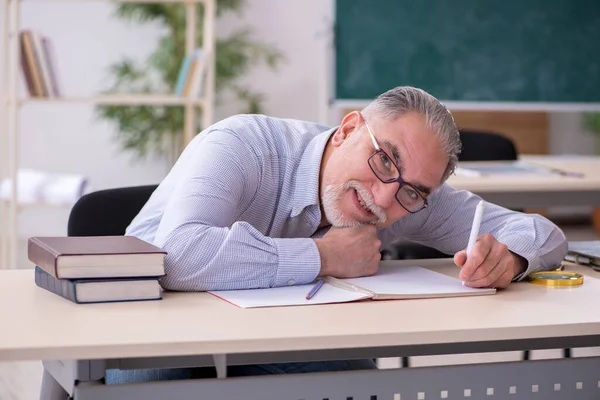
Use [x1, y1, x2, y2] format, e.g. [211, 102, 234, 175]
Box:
[19, 34, 35, 96]
[27, 236, 166, 279]
[20, 31, 44, 97]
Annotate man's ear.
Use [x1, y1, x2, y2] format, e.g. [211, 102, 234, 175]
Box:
[331, 111, 362, 147]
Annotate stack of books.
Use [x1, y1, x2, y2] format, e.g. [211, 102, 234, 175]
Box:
[28, 236, 167, 304]
[19, 30, 61, 98]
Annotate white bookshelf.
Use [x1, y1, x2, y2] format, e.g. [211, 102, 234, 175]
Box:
[20, 95, 208, 106]
[0, 0, 216, 269]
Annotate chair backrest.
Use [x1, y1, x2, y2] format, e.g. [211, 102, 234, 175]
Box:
[458, 129, 518, 161]
[67, 185, 158, 236]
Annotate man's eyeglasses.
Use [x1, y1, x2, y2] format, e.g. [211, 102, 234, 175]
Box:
[362, 116, 429, 214]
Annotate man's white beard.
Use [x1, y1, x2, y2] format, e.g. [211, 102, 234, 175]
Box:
[322, 180, 387, 228]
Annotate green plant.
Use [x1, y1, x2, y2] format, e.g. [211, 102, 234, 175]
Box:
[95, 0, 283, 159]
[583, 112, 600, 153]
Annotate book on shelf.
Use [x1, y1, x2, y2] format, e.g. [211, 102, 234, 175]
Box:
[210, 265, 496, 309]
[27, 235, 167, 279]
[19, 30, 61, 98]
[34, 266, 163, 304]
[174, 48, 207, 98]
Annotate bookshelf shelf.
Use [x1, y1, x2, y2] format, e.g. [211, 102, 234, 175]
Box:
[1, 199, 72, 210]
[18, 95, 206, 107]
[0, 0, 216, 269]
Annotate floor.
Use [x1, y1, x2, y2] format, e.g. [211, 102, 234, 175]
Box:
[1, 223, 599, 400]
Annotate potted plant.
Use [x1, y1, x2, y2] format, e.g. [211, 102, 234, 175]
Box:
[583, 112, 600, 154]
[95, 0, 283, 161]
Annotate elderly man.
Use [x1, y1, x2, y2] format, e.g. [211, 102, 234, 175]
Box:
[118, 86, 566, 379]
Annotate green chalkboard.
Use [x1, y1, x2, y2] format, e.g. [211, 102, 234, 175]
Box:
[335, 0, 600, 103]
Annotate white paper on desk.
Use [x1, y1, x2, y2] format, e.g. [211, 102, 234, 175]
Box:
[209, 283, 368, 308]
[455, 162, 553, 176]
[341, 265, 494, 298]
[209, 265, 495, 308]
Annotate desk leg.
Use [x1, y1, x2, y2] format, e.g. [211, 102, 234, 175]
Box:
[39, 368, 68, 400]
[213, 354, 227, 378]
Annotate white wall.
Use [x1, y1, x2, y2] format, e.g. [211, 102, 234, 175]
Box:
[0, 0, 597, 241]
[0, 0, 334, 240]
[215, 0, 332, 123]
[2, 1, 172, 237]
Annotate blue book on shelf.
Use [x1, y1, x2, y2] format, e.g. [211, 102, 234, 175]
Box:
[174, 50, 200, 96]
[34, 266, 163, 304]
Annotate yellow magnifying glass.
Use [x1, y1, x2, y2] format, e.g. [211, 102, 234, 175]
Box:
[528, 271, 584, 287]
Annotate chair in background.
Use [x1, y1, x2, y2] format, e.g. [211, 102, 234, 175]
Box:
[67, 184, 158, 237]
[458, 129, 517, 161]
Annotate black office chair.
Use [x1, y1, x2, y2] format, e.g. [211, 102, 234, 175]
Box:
[457, 129, 517, 161]
[68, 185, 158, 237]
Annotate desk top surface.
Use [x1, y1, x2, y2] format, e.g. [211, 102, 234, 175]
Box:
[448, 155, 600, 192]
[1, 259, 600, 362]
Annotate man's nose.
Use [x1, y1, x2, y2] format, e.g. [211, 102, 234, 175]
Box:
[373, 180, 398, 209]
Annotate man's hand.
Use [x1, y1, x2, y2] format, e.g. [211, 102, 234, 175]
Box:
[453, 233, 527, 289]
[314, 225, 381, 278]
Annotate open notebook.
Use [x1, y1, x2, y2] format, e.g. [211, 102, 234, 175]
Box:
[209, 265, 496, 308]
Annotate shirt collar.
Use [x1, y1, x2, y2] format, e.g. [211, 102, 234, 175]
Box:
[291, 126, 337, 218]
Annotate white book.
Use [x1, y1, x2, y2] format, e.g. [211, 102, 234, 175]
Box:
[209, 265, 496, 308]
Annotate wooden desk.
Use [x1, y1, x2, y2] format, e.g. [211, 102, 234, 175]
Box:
[3, 260, 600, 362]
[447, 155, 600, 209]
[2, 259, 600, 400]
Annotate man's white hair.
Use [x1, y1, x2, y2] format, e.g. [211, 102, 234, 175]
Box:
[361, 86, 461, 182]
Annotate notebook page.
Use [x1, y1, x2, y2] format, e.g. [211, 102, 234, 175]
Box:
[209, 282, 369, 308]
[341, 265, 495, 298]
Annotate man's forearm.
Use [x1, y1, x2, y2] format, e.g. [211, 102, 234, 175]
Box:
[155, 221, 321, 291]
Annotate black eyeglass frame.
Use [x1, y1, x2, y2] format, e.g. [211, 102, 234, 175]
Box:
[362, 114, 429, 214]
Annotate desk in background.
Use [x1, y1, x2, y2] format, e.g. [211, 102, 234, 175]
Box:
[448, 155, 600, 233]
[1, 259, 600, 399]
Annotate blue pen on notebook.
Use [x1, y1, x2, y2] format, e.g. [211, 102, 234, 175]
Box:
[306, 278, 325, 300]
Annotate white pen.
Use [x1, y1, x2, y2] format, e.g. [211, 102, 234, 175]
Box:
[467, 200, 486, 257]
[463, 200, 485, 285]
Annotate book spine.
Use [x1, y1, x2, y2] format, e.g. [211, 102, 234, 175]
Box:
[183, 49, 202, 97]
[188, 50, 207, 98]
[34, 266, 79, 304]
[21, 31, 44, 97]
[174, 54, 193, 96]
[27, 238, 60, 278]
[19, 33, 35, 96]
[30, 31, 53, 98]
[41, 37, 61, 97]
